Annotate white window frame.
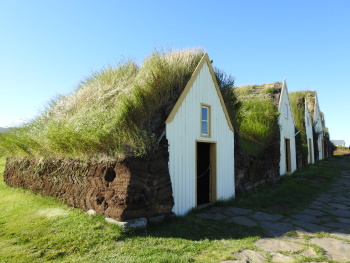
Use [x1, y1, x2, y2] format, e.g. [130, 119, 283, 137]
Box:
[201, 104, 210, 137]
[284, 104, 288, 119]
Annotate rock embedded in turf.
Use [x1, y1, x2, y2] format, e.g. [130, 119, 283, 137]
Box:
[258, 221, 295, 237]
[254, 239, 303, 252]
[270, 252, 294, 262]
[231, 249, 266, 263]
[310, 237, 350, 262]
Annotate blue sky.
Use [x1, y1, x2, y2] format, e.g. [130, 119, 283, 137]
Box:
[1, 0, 349, 144]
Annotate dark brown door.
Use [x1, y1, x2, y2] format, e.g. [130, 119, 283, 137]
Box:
[285, 138, 291, 173]
[196, 142, 217, 205]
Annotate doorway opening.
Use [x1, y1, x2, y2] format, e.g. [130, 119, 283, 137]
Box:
[308, 138, 313, 163]
[321, 139, 325, 159]
[285, 138, 291, 173]
[196, 142, 216, 206]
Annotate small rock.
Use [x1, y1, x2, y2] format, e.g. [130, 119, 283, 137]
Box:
[105, 217, 147, 229]
[87, 209, 96, 216]
[126, 217, 148, 228]
[105, 217, 127, 228]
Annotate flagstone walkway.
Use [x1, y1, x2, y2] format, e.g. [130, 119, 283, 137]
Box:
[196, 171, 350, 262]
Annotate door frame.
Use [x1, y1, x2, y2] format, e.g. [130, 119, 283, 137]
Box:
[308, 138, 313, 164]
[285, 138, 292, 173]
[195, 140, 217, 206]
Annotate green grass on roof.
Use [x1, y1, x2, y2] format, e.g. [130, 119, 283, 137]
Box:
[0, 48, 206, 160]
[289, 92, 307, 142]
[238, 97, 279, 143]
[289, 90, 317, 138]
[234, 84, 280, 156]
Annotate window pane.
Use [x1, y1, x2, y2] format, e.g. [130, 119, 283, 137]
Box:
[202, 107, 208, 121]
[202, 121, 208, 135]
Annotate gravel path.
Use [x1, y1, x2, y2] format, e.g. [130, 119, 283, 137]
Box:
[196, 170, 350, 262]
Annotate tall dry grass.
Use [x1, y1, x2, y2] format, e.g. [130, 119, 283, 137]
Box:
[0, 48, 206, 160]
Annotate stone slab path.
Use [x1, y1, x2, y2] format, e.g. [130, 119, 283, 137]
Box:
[196, 171, 350, 262]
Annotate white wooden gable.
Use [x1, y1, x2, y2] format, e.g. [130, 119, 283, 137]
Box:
[305, 99, 315, 164]
[165, 54, 235, 215]
[313, 92, 324, 160]
[278, 78, 297, 174]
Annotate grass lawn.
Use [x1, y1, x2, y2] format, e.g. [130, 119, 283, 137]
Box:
[0, 157, 261, 263]
[0, 155, 348, 262]
[222, 155, 349, 214]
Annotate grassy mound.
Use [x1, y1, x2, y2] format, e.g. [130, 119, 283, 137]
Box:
[0, 49, 237, 161]
[289, 91, 317, 140]
[234, 83, 281, 156]
[0, 49, 206, 159]
[289, 91, 312, 166]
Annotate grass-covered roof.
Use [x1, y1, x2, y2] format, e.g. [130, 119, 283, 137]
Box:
[289, 91, 317, 139]
[0, 49, 209, 160]
[234, 82, 281, 156]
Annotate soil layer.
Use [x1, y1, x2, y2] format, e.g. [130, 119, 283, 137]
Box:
[3, 141, 174, 221]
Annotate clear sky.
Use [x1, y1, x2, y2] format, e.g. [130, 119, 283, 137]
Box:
[1, 1, 349, 144]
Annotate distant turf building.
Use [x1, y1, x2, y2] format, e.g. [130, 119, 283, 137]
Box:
[313, 93, 326, 160]
[290, 91, 316, 168]
[331, 140, 346, 146]
[233, 80, 296, 192]
[278, 79, 297, 174]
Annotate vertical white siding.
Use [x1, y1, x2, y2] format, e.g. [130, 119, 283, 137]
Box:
[279, 82, 297, 174]
[166, 62, 235, 216]
[313, 95, 324, 160]
[305, 101, 314, 164]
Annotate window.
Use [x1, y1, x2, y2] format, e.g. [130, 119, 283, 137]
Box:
[201, 105, 210, 137]
[284, 104, 288, 119]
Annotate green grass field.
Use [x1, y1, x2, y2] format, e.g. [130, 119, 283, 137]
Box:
[0, 156, 261, 263]
[0, 155, 348, 262]
[221, 156, 348, 214]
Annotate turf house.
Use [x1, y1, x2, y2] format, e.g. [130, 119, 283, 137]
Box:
[1, 49, 236, 220]
[233, 79, 297, 192]
[291, 91, 333, 162]
[312, 92, 326, 161]
[278, 79, 297, 175]
[289, 91, 316, 168]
